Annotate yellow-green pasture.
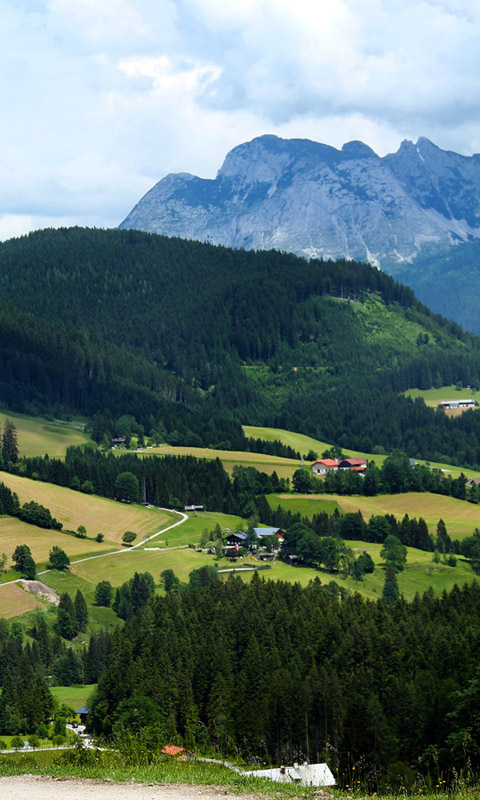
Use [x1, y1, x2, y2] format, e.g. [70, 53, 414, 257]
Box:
[71, 545, 214, 586]
[0, 516, 112, 571]
[0, 582, 45, 618]
[244, 425, 388, 466]
[0, 409, 89, 458]
[405, 384, 480, 408]
[0, 473, 177, 546]
[267, 491, 480, 539]
[158, 511, 247, 547]
[135, 444, 302, 480]
[51, 684, 96, 711]
[243, 424, 480, 480]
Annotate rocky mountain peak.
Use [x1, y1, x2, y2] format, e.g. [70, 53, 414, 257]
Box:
[120, 134, 480, 270]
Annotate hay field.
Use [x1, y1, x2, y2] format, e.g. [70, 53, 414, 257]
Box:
[0, 410, 89, 457]
[71, 546, 213, 586]
[0, 473, 176, 545]
[135, 444, 301, 479]
[0, 517, 113, 568]
[268, 491, 480, 539]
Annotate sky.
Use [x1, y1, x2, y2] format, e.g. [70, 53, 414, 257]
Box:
[1, 0, 480, 240]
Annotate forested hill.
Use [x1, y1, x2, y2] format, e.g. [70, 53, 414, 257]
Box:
[2, 227, 480, 463]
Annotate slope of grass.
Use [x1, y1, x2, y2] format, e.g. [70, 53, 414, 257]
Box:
[0, 473, 176, 545]
[133, 444, 302, 480]
[50, 684, 96, 711]
[267, 492, 480, 539]
[0, 410, 89, 457]
[0, 517, 113, 573]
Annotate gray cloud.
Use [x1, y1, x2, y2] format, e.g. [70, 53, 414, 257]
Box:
[0, 0, 479, 239]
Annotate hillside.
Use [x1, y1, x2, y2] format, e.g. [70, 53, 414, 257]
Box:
[2, 228, 480, 464]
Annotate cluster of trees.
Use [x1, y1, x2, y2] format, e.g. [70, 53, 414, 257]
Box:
[56, 591, 88, 640]
[293, 451, 478, 503]
[2, 227, 480, 466]
[87, 575, 480, 782]
[111, 572, 155, 621]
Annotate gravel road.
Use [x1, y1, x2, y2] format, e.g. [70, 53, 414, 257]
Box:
[0, 775, 263, 800]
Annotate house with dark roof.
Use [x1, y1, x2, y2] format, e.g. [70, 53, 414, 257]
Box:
[338, 457, 368, 472]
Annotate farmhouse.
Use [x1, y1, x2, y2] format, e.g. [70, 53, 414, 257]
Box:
[438, 399, 476, 410]
[226, 531, 249, 546]
[312, 458, 339, 475]
[254, 527, 283, 541]
[337, 457, 368, 472]
[467, 478, 480, 487]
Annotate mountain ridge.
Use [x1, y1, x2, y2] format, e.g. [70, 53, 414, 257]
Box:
[120, 134, 480, 270]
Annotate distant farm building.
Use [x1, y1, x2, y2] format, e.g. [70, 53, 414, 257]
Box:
[438, 399, 476, 410]
[467, 478, 480, 487]
[312, 457, 367, 474]
[338, 457, 368, 472]
[185, 504, 204, 512]
[226, 531, 249, 546]
[312, 459, 339, 475]
[254, 527, 283, 541]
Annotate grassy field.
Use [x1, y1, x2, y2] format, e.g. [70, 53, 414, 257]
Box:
[245, 424, 480, 480]
[50, 684, 96, 711]
[0, 410, 89, 457]
[0, 473, 176, 546]
[0, 516, 113, 570]
[133, 444, 302, 479]
[405, 384, 480, 408]
[267, 491, 480, 539]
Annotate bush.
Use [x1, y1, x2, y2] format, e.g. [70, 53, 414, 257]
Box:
[96, 533, 104, 542]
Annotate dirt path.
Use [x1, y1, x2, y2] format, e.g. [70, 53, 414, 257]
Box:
[0, 775, 263, 800]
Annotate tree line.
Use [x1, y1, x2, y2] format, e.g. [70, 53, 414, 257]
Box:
[87, 574, 480, 786]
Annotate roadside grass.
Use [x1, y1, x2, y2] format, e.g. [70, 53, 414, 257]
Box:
[267, 491, 480, 539]
[134, 445, 302, 480]
[0, 751, 478, 799]
[0, 409, 89, 458]
[0, 473, 176, 545]
[50, 684, 96, 710]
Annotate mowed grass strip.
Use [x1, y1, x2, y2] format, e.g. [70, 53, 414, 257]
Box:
[0, 582, 45, 618]
[0, 410, 89, 458]
[0, 473, 177, 545]
[136, 444, 301, 480]
[268, 491, 480, 539]
[0, 517, 113, 570]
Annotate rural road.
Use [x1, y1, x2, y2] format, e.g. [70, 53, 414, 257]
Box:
[0, 776, 263, 800]
[0, 506, 189, 589]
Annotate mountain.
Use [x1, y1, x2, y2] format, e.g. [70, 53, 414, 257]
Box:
[119, 135, 480, 331]
[3, 227, 480, 465]
[120, 134, 480, 267]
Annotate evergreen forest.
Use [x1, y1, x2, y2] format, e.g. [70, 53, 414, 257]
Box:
[2, 228, 480, 463]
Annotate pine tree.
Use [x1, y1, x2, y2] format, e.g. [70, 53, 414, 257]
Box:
[382, 564, 400, 606]
[74, 590, 88, 632]
[2, 419, 18, 464]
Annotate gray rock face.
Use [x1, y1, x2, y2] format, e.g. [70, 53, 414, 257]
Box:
[119, 135, 480, 270]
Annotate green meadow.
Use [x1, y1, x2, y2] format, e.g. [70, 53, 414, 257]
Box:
[0, 409, 89, 458]
[267, 491, 480, 539]
[405, 384, 480, 407]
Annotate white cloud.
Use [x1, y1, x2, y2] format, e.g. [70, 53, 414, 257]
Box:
[0, 0, 479, 240]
